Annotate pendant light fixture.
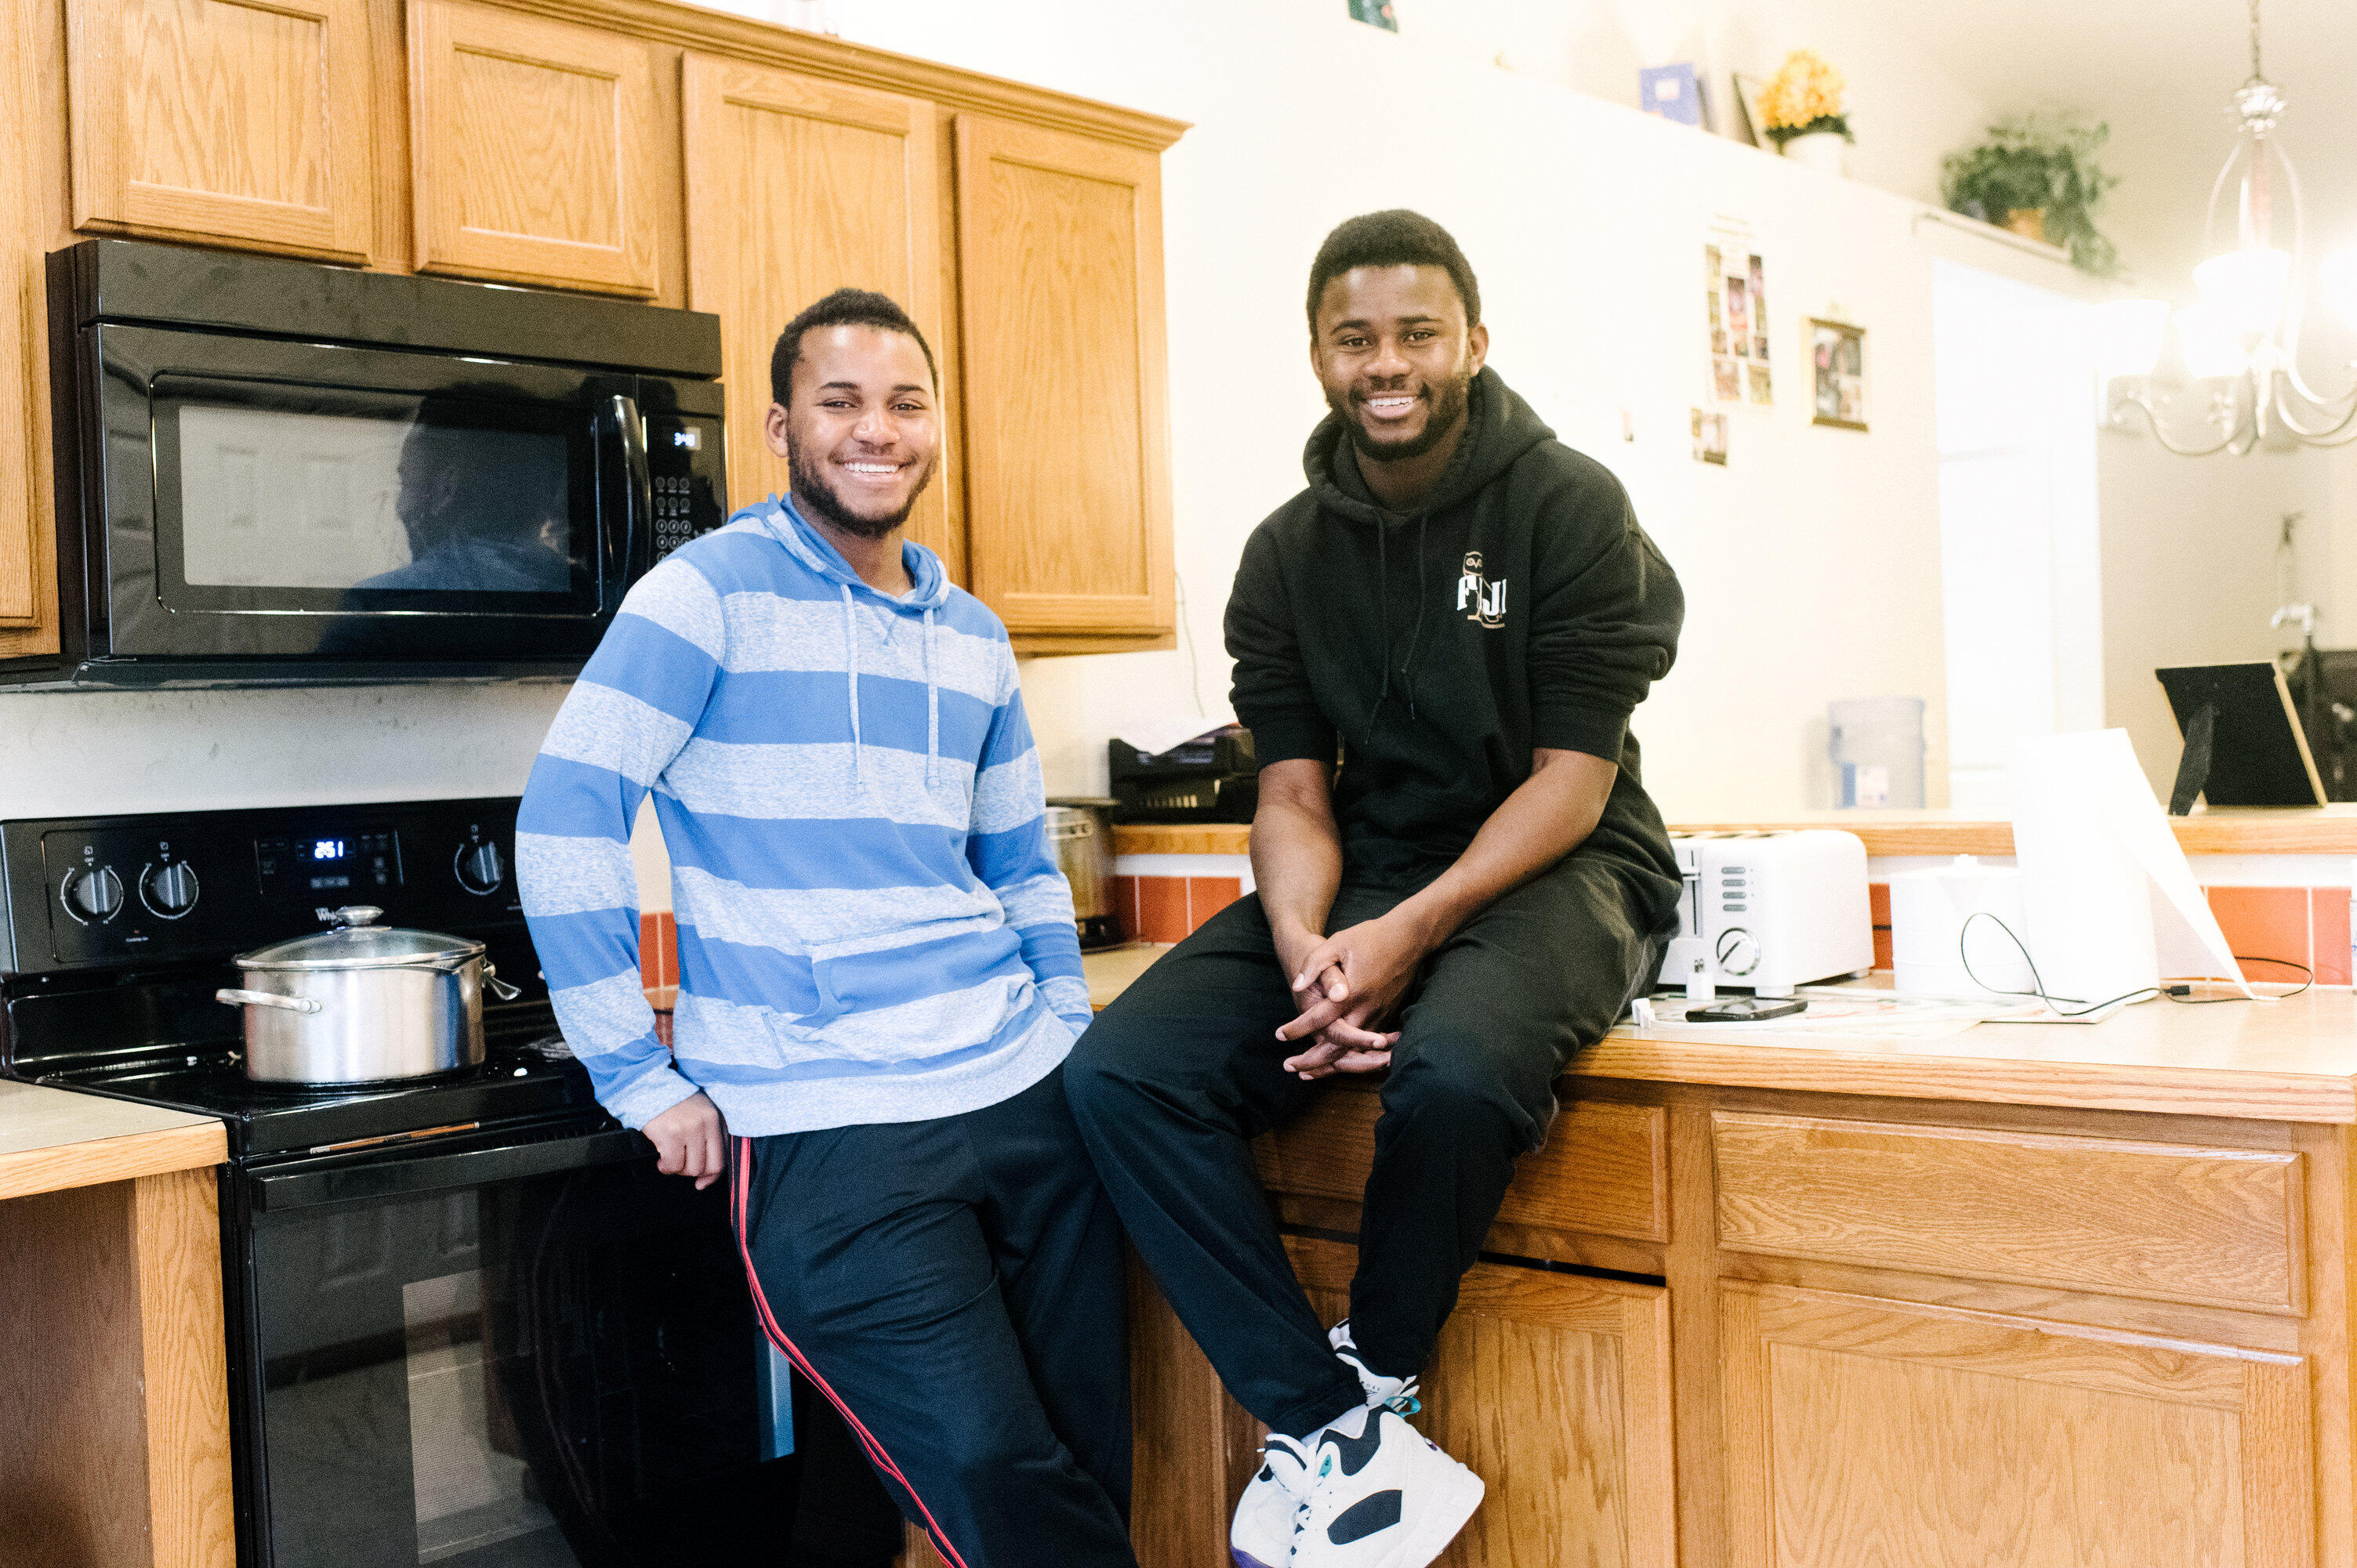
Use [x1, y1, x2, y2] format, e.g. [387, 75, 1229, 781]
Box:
[2096, 0, 2357, 454]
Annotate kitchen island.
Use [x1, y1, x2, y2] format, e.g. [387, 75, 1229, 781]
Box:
[1052, 943, 2357, 1568]
[0, 1082, 233, 1568]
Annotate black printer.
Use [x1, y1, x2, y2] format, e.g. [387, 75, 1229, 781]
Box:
[1108, 726, 1258, 823]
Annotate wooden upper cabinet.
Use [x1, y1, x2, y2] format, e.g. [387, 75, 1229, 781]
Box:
[682, 57, 953, 565]
[954, 115, 1172, 641]
[407, 0, 665, 295]
[66, 0, 377, 261]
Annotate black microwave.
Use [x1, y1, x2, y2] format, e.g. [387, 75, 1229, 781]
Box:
[13, 239, 727, 688]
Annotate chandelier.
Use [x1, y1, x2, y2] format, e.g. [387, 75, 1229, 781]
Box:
[2096, 0, 2357, 454]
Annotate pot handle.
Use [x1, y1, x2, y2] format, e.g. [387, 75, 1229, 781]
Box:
[216, 988, 325, 1015]
[483, 961, 521, 1002]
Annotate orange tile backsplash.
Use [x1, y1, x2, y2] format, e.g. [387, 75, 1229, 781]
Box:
[2207, 886, 2310, 983]
[2313, 889, 2352, 987]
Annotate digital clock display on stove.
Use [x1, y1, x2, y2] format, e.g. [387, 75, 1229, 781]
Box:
[256, 828, 403, 898]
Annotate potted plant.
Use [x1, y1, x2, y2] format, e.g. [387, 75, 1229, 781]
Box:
[1942, 116, 2120, 275]
[1759, 49, 1851, 175]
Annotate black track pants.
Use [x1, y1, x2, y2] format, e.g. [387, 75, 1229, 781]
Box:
[729, 1066, 1137, 1568]
[1064, 853, 1662, 1436]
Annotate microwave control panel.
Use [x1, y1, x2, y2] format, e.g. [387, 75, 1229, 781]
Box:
[647, 413, 727, 564]
[1, 798, 526, 973]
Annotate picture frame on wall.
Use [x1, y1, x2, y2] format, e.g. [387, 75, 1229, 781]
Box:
[1809, 318, 1867, 431]
[1731, 73, 1771, 147]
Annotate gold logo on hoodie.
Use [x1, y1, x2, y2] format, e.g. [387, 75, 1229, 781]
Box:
[1456, 551, 1507, 629]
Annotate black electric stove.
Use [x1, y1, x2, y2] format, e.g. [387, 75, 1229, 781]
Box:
[0, 797, 827, 1568]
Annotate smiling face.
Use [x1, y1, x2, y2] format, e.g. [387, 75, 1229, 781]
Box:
[765, 324, 939, 540]
[1311, 264, 1489, 465]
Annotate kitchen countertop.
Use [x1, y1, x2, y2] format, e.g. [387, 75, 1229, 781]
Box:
[1112, 805, 2357, 860]
[1077, 947, 2357, 1121]
[0, 1079, 228, 1201]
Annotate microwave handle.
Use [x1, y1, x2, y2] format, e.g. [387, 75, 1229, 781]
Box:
[605, 392, 651, 607]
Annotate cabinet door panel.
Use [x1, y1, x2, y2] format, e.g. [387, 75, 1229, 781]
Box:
[1288, 1235, 1676, 1568]
[1721, 1280, 2313, 1568]
[683, 57, 953, 567]
[408, 0, 664, 295]
[954, 115, 1171, 637]
[68, 0, 375, 259]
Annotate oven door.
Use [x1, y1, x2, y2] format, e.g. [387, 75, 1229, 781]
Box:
[77, 323, 664, 665]
[230, 1124, 785, 1568]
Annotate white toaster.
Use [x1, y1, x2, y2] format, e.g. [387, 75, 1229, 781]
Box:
[1659, 830, 1874, 998]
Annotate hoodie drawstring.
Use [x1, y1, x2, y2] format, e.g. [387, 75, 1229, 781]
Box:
[1401, 512, 1430, 722]
[923, 607, 939, 785]
[840, 585, 863, 784]
[1369, 520, 1392, 741]
[1369, 512, 1434, 737]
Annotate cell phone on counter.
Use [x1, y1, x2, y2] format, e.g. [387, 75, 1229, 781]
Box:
[1685, 997, 1807, 1023]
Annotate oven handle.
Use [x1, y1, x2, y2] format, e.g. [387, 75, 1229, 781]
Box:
[604, 391, 651, 609]
[249, 1127, 649, 1212]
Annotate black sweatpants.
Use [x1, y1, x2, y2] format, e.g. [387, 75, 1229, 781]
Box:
[1064, 853, 1662, 1437]
[729, 1065, 1136, 1568]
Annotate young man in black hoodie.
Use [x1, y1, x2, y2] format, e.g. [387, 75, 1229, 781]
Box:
[1065, 210, 1684, 1568]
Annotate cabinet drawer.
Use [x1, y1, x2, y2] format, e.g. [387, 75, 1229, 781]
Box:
[1713, 1113, 2304, 1313]
[1255, 1092, 1666, 1244]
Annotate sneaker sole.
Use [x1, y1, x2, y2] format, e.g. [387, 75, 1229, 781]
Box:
[1231, 1550, 1285, 1568]
[1367, 1465, 1485, 1568]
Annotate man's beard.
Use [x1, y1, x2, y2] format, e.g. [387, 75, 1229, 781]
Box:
[786, 429, 936, 540]
[1330, 368, 1473, 464]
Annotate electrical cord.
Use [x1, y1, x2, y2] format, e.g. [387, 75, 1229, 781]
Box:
[1958, 911, 2310, 1015]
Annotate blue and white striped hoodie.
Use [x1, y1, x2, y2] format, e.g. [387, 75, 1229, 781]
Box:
[516, 498, 1090, 1136]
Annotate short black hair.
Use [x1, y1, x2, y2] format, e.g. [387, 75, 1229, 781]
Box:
[770, 288, 939, 407]
[1304, 210, 1481, 338]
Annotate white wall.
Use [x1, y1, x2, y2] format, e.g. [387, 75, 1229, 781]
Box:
[776, 0, 1995, 817]
[0, 683, 571, 819]
[2098, 433, 2333, 795]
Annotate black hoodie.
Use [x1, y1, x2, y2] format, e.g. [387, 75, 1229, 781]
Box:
[1226, 366, 1684, 921]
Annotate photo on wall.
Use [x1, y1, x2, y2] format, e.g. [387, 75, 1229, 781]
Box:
[1703, 234, 1771, 406]
[1691, 407, 1728, 465]
[1809, 318, 1867, 430]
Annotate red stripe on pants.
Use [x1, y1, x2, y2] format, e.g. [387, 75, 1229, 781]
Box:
[730, 1136, 974, 1568]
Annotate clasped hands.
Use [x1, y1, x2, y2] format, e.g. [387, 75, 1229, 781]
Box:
[1274, 912, 1429, 1080]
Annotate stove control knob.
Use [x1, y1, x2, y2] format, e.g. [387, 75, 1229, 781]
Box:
[455, 840, 506, 896]
[140, 860, 201, 918]
[1715, 927, 1760, 978]
[65, 867, 125, 923]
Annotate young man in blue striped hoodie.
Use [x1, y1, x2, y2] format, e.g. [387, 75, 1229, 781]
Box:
[517, 289, 1135, 1568]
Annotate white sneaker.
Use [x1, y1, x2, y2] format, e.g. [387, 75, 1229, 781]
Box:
[1291, 1406, 1485, 1568]
[1231, 1432, 1314, 1568]
[1328, 1319, 1420, 1414]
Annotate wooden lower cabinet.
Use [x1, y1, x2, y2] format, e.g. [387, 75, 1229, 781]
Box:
[1285, 1237, 1677, 1568]
[1718, 1280, 2313, 1568]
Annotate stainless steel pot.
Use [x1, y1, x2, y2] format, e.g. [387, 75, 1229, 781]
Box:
[216, 905, 520, 1084]
[1044, 798, 1122, 951]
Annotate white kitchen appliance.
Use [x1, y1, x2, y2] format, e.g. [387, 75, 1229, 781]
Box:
[1660, 830, 1873, 999]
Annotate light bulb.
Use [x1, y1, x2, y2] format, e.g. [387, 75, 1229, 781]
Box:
[2091, 300, 2169, 379]
[2175, 302, 2250, 379]
[2323, 247, 2357, 331]
[2192, 248, 2291, 339]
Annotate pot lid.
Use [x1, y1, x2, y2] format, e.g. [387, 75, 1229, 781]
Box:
[234, 906, 485, 972]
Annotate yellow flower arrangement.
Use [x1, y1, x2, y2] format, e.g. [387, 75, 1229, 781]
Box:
[1758, 49, 1851, 146]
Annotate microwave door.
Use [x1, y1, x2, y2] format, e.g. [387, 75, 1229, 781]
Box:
[88, 324, 624, 664]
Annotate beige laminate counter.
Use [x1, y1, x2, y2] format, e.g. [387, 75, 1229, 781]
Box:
[0, 1077, 227, 1200]
[0, 1082, 234, 1568]
[1112, 804, 2357, 860]
[1081, 947, 2357, 1122]
[1086, 951, 2357, 1568]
